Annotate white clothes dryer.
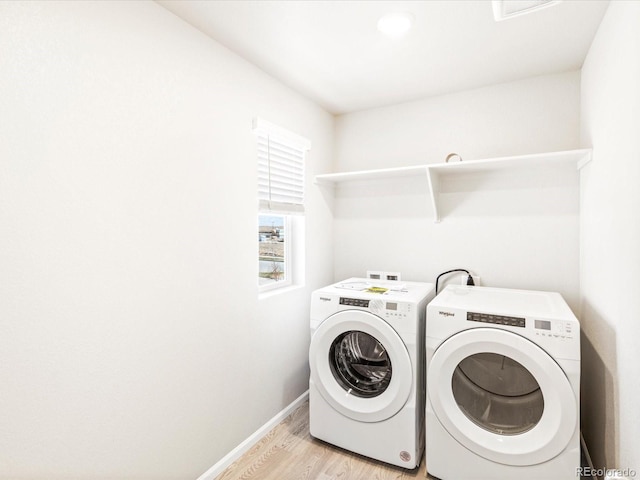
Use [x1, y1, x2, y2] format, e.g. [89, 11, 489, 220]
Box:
[425, 285, 580, 479]
[309, 278, 435, 469]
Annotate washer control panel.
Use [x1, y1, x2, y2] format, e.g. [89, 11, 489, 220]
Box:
[339, 297, 369, 308]
[467, 311, 525, 328]
[382, 301, 411, 319]
[339, 297, 412, 320]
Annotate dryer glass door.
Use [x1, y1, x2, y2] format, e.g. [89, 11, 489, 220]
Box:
[427, 328, 578, 466]
[452, 353, 544, 435]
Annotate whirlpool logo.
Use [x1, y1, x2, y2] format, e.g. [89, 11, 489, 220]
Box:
[319, 297, 332, 302]
[438, 311, 455, 317]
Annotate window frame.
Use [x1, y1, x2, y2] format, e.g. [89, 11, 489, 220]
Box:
[253, 118, 310, 294]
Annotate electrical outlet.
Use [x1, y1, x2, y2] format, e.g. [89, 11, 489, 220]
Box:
[367, 271, 384, 281]
[367, 271, 402, 281]
[384, 272, 401, 282]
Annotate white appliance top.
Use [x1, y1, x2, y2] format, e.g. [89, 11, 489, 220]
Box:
[432, 285, 577, 322]
[318, 277, 435, 304]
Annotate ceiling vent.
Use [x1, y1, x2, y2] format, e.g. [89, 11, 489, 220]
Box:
[492, 0, 561, 21]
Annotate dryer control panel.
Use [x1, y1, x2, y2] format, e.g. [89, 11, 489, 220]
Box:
[467, 312, 525, 328]
[463, 311, 577, 342]
[533, 319, 576, 340]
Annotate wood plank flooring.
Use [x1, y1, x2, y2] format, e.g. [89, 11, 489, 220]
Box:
[215, 400, 434, 480]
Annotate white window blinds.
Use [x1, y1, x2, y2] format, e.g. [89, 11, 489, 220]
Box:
[253, 118, 310, 214]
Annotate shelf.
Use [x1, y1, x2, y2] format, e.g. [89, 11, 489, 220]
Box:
[314, 165, 428, 185]
[314, 149, 592, 223]
[426, 149, 591, 177]
[426, 149, 592, 222]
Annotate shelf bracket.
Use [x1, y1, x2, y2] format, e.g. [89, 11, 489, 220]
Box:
[426, 165, 441, 223]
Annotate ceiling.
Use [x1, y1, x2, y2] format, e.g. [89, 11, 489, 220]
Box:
[156, 0, 609, 115]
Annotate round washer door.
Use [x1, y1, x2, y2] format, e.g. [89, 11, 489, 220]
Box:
[428, 328, 577, 466]
[310, 309, 412, 423]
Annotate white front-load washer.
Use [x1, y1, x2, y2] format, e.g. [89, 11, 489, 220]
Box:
[425, 285, 580, 479]
[309, 278, 435, 469]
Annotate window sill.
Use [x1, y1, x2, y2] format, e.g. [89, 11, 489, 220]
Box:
[259, 283, 305, 300]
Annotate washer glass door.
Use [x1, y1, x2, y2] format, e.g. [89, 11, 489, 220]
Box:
[329, 330, 392, 398]
[310, 310, 412, 423]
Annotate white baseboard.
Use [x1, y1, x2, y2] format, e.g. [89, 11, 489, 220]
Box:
[196, 390, 309, 480]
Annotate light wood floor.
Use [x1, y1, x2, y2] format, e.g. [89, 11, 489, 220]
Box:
[215, 400, 434, 480]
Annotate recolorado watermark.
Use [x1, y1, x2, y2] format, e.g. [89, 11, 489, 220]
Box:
[576, 466, 637, 478]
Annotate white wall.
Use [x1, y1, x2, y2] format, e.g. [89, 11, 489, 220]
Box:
[580, 1, 640, 473]
[0, 2, 333, 478]
[332, 72, 582, 311]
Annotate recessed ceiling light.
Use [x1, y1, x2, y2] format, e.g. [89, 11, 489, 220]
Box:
[377, 12, 414, 39]
[492, 0, 561, 21]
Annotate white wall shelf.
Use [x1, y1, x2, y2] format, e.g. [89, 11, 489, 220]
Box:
[314, 164, 428, 185]
[315, 148, 592, 222]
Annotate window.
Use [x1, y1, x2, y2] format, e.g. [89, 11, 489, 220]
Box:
[258, 213, 289, 287]
[253, 118, 310, 292]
